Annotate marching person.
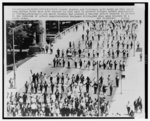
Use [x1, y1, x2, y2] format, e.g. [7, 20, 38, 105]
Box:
[68, 60, 70, 69]
[61, 73, 64, 85]
[56, 73, 60, 84]
[25, 81, 29, 93]
[109, 83, 113, 96]
[115, 74, 120, 87]
[62, 58, 65, 67]
[51, 82, 55, 94]
[79, 59, 82, 69]
[74, 60, 77, 68]
[57, 48, 60, 57]
[93, 81, 98, 94]
[53, 58, 56, 67]
[44, 81, 48, 93]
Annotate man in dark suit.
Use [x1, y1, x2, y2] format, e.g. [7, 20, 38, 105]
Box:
[61, 73, 64, 84]
[115, 75, 120, 87]
[25, 81, 29, 93]
[79, 59, 82, 68]
[43, 92, 48, 104]
[109, 83, 113, 96]
[56, 73, 60, 84]
[62, 59, 65, 67]
[114, 60, 117, 70]
[75, 60, 78, 68]
[23, 93, 27, 104]
[44, 81, 48, 93]
[93, 82, 98, 94]
[51, 82, 54, 94]
[45, 104, 50, 116]
[78, 49, 81, 58]
[34, 82, 38, 94]
[53, 58, 56, 67]
[68, 60, 70, 68]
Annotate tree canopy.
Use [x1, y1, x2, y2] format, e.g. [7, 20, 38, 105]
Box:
[6, 20, 43, 52]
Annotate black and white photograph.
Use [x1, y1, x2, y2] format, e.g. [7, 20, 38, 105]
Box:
[2, 2, 148, 119]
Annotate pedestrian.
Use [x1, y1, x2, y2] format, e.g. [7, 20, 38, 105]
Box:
[23, 93, 27, 104]
[57, 48, 60, 57]
[119, 61, 122, 71]
[53, 58, 56, 67]
[116, 49, 120, 57]
[97, 51, 99, 58]
[126, 101, 131, 115]
[102, 85, 107, 94]
[82, 34, 84, 41]
[129, 40, 132, 49]
[25, 81, 29, 93]
[61, 73, 64, 84]
[61, 84, 64, 93]
[79, 59, 82, 69]
[62, 59, 65, 67]
[93, 82, 98, 94]
[100, 75, 104, 86]
[68, 60, 70, 68]
[115, 75, 120, 87]
[133, 99, 138, 112]
[93, 50, 95, 58]
[114, 60, 117, 70]
[44, 81, 48, 93]
[138, 96, 142, 112]
[56, 73, 60, 84]
[50, 44, 53, 54]
[31, 82, 34, 93]
[74, 60, 77, 68]
[69, 41, 72, 48]
[50, 72, 53, 84]
[92, 60, 96, 70]
[61, 49, 64, 58]
[78, 49, 81, 58]
[109, 83, 113, 96]
[87, 60, 91, 69]
[140, 52, 142, 61]
[55, 89, 59, 101]
[40, 82, 43, 93]
[34, 82, 38, 94]
[122, 62, 125, 71]
[51, 82, 54, 94]
[43, 92, 48, 104]
[86, 76, 91, 93]
[45, 45, 49, 53]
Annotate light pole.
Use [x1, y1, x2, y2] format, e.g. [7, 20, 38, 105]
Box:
[12, 28, 16, 89]
[10, 23, 32, 89]
[97, 60, 100, 116]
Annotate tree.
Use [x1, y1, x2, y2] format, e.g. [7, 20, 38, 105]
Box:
[7, 20, 45, 53]
[7, 21, 34, 53]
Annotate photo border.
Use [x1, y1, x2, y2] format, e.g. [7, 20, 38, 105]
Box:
[2, 2, 148, 119]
